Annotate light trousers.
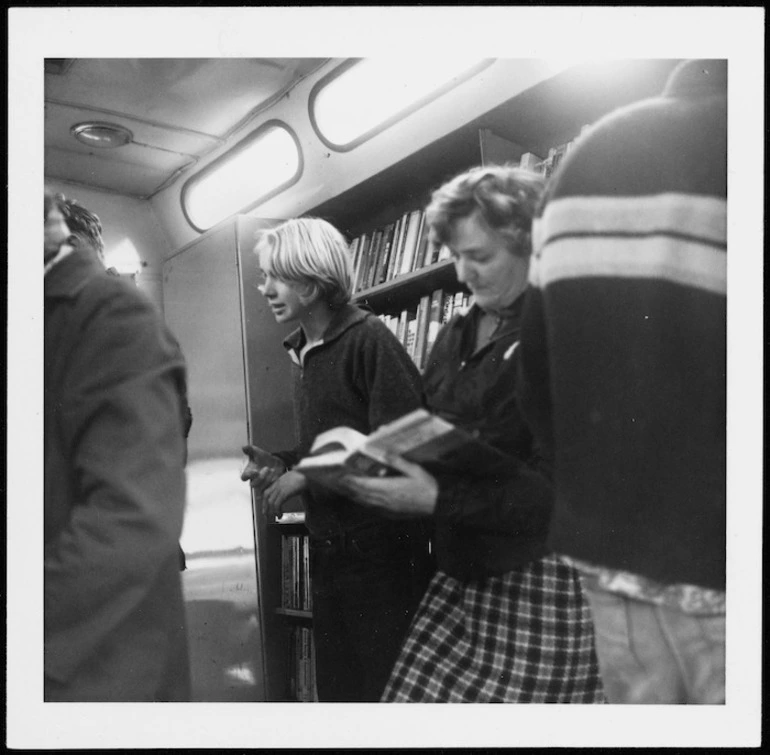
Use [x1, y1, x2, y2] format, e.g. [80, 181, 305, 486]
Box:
[582, 585, 725, 704]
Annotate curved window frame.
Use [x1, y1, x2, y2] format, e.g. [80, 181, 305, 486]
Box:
[309, 58, 494, 153]
[181, 119, 303, 233]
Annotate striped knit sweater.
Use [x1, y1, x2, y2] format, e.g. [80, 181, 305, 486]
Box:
[517, 60, 727, 591]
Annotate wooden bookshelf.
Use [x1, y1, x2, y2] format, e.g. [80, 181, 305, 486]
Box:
[355, 259, 463, 316]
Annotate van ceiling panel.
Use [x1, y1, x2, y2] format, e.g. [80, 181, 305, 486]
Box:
[44, 58, 327, 197]
[45, 146, 177, 198]
[45, 102, 214, 158]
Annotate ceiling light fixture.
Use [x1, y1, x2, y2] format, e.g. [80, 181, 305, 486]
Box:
[71, 121, 134, 149]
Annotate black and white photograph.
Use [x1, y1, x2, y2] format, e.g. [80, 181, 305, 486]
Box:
[6, 5, 764, 750]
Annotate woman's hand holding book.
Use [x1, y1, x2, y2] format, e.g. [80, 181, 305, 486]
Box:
[341, 454, 438, 518]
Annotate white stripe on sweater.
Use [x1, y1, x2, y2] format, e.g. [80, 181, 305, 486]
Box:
[530, 234, 726, 295]
[534, 193, 727, 248]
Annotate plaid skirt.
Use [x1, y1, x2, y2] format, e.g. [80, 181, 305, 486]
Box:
[382, 554, 605, 702]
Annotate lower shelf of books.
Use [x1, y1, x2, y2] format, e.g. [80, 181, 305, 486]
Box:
[285, 624, 318, 702]
[280, 530, 312, 612]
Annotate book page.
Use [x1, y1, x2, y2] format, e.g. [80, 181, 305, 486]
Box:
[309, 426, 368, 455]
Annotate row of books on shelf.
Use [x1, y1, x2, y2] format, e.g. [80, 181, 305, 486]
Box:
[379, 288, 473, 372]
[286, 625, 318, 702]
[350, 207, 450, 294]
[281, 533, 312, 612]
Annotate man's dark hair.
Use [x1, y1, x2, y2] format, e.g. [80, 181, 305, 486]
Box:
[60, 198, 105, 261]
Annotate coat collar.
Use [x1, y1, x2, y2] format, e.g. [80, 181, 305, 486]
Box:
[450, 294, 525, 361]
[44, 251, 106, 300]
[283, 303, 369, 355]
[459, 294, 525, 337]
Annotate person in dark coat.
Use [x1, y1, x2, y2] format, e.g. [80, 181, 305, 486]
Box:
[63, 194, 192, 573]
[44, 190, 191, 701]
[59, 193, 193, 572]
[517, 59, 727, 704]
[344, 166, 604, 703]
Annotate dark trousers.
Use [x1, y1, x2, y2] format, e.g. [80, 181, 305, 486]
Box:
[310, 521, 433, 702]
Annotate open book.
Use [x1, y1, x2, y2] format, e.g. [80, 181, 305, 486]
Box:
[294, 408, 515, 490]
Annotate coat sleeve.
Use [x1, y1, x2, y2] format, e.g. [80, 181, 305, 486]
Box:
[44, 287, 187, 682]
[359, 317, 425, 431]
[433, 453, 553, 538]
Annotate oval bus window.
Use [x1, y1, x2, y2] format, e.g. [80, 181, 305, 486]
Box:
[182, 121, 302, 232]
[309, 58, 492, 152]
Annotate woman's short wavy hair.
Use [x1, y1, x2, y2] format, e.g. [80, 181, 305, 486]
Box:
[254, 217, 353, 309]
[425, 164, 544, 258]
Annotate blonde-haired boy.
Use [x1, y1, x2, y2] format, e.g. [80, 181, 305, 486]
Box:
[242, 216, 433, 702]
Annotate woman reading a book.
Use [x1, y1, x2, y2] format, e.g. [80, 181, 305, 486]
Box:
[343, 165, 605, 703]
[240, 217, 432, 702]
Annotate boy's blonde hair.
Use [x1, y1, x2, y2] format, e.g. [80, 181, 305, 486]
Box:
[254, 217, 353, 308]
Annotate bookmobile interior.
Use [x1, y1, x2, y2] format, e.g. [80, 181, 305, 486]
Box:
[44, 56, 689, 704]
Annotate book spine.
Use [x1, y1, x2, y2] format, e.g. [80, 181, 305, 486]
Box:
[302, 535, 311, 611]
[390, 210, 410, 279]
[348, 235, 361, 281]
[405, 309, 418, 361]
[353, 233, 372, 293]
[379, 313, 396, 336]
[519, 152, 542, 172]
[425, 288, 444, 362]
[550, 143, 568, 174]
[281, 536, 291, 608]
[413, 209, 426, 270]
[385, 215, 403, 282]
[413, 294, 431, 371]
[399, 210, 423, 275]
[293, 535, 300, 610]
[365, 229, 384, 290]
[373, 223, 396, 286]
[396, 308, 408, 346]
[413, 211, 430, 269]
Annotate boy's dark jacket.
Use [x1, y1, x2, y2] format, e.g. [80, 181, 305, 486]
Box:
[276, 304, 426, 538]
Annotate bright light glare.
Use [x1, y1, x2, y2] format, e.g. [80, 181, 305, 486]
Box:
[105, 238, 142, 275]
[313, 58, 487, 148]
[185, 126, 300, 230]
[542, 57, 589, 76]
